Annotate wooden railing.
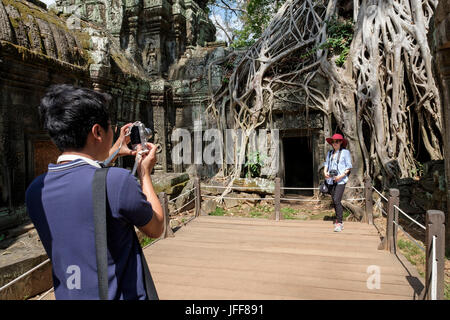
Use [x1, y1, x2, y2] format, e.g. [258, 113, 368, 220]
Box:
[158, 177, 446, 300]
[365, 179, 446, 300]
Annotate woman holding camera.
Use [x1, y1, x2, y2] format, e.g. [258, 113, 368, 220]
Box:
[323, 134, 352, 232]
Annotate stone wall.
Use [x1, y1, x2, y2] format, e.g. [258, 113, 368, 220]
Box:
[0, 0, 220, 217]
[54, 0, 215, 77]
[0, 0, 167, 209]
[0, 0, 91, 209]
[0, 0, 331, 218]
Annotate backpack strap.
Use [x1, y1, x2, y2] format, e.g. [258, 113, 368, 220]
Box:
[138, 245, 159, 300]
[92, 168, 110, 300]
[92, 167, 159, 300]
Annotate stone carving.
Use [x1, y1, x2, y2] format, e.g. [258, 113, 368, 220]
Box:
[143, 40, 157, 74]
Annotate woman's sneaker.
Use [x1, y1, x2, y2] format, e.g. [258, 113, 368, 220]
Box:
[334, 223, 344, 232]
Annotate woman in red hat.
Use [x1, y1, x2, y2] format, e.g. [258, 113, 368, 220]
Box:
[323, 133, 352, 232]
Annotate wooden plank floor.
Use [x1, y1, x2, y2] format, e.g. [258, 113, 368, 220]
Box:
[144, 216, 423, 300]
[38, 216, 424, 300]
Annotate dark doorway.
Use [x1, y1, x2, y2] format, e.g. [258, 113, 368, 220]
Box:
[283, 137, 314, 195]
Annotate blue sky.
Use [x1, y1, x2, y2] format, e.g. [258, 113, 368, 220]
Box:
[41, 0, 55, 6]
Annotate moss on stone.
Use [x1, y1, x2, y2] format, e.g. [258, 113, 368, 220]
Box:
[74, 30, 92, 50]
[2, 0, 91, 61]
[0, 39, 89, 72]
[2, 0, 68, 32]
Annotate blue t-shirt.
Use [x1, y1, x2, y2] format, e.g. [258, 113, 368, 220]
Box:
[323, 149, 352, 185]
[25, 159, 153, 300]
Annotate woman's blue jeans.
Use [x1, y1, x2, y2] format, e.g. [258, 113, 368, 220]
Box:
[329, 183, 346, 223]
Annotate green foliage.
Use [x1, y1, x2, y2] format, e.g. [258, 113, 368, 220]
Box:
[397, 238, 426, 279]
[410, 160, 424, 177]
[445, 282, 450, 300]
[244, 151, 266, 178]
[319, 16, 354, 67]
[281, 207, 297, 219]
[231, 28, 257, 49]
[230, 0, 287, 48]
[140, 236, 155, 247]
[299, 16, 353, 66]
[343, 209, 351, 220]
[256, 204, 273, 213]
[209, 206, 226, 216]
[249, 209, 263, 218]
[249, 204, 273, 218]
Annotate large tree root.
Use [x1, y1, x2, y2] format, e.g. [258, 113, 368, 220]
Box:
[206, 0, 443, 200]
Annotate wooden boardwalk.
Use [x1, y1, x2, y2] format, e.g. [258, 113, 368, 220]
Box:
[144, 216, 423, 300]
[39, 216, 424, 300]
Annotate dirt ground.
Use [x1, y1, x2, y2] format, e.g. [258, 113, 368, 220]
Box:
[206, 192, 361, 223]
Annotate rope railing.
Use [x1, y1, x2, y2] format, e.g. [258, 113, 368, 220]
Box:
[168, 187, 196, 204]
[201, 195, 275, 201]
[37, 287, 54, 300]
[201, 185, 268, 190]
[372, 186, 388, 202]
[171, 197, 197, 214]
[280, 187, 319, 190]
[0, 258, 50, 293]
[202, 185, 365, 191]
[373, 185, 445, 300]
[279, 198, 321, 202]
[392, 220, 426, 253]
[201, 194, 364, 202]
[393, 205, 426, 230]
[374, 199, 387, 216]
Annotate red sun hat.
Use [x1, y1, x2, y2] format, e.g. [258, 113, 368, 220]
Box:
[326, 133, 348, 148]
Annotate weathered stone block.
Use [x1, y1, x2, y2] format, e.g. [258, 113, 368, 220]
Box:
[152, 172, 190, 193]
[232, 177, 275, 195]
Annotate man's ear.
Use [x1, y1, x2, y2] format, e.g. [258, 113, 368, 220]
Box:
[91, 124, 102, 141]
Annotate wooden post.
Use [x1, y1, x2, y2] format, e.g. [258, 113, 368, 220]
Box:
[384, 188, 399, 252]
[274, 177, 281, 221]
[194, 177, 201, 217]
[425, 210, 446, 300]
[158, 192, 174, 239]
[364, 177, 373, 225]
[393, 197, 399, 255]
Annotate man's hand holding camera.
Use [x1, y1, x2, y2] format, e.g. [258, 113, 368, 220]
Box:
[108, 123, 137, 163]
[136, 143, 157, 180]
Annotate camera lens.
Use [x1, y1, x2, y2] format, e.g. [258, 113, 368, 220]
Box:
[329, 170, 338, 177]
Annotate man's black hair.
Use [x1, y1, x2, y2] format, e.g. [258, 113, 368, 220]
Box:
[39, 84, 111, 151]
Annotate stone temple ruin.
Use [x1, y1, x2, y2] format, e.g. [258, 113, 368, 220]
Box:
[0, 0, 331, 222]
[0, 0, 448, 299]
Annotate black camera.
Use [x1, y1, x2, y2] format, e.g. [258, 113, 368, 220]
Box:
[329, 169, 339, 177]
[129, 121, 152, 151]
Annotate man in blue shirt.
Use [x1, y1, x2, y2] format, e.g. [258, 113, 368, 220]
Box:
[323, 134, 352, 232]
[25, 84, 164, 299]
